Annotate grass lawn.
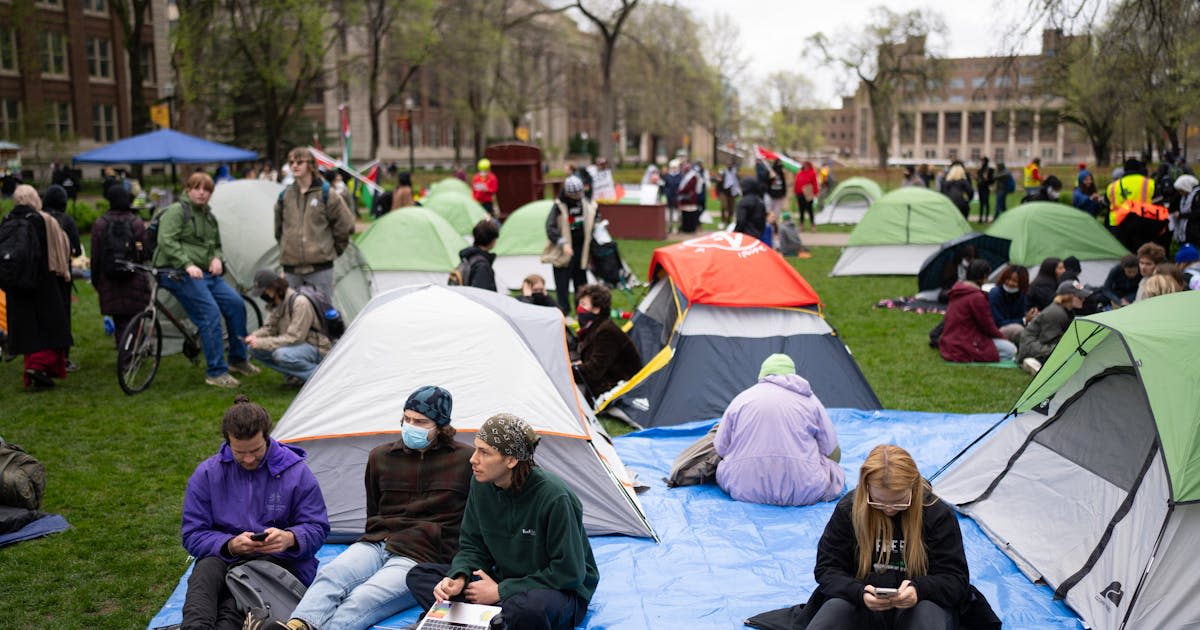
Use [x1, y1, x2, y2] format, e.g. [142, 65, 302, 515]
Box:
[0, 231, 1032, 628]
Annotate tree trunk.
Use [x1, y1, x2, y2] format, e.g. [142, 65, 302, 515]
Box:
[599, 57, 616, 161]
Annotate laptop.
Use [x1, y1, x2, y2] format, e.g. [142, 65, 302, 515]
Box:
[414, 601, 503, 630]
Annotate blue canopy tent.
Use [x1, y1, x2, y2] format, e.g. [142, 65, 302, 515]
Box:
[72, 129, 258, 189]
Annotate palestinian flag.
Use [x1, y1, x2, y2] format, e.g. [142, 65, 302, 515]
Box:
[309, 146, 340, 171]
[755, 145, 800, 174]
[357, 161, 379, 211]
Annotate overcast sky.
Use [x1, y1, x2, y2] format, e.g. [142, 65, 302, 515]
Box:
[686, 0, 1047, 107]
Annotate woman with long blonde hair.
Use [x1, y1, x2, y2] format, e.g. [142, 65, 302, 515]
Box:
[802, 444, 972, 629]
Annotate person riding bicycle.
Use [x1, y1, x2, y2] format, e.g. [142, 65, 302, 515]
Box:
[90, 186, 151, 355]
[245, 270, 331, 387]
[152, 171, 260, 388]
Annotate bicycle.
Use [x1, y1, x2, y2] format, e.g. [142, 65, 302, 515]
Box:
[115, 261, 263, 395]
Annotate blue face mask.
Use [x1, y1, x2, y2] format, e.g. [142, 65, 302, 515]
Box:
[401, 422, 432, 450]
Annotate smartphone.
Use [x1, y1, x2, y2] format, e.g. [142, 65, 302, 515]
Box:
[873, 587, 899, 598]
[249, 531, 269, 542]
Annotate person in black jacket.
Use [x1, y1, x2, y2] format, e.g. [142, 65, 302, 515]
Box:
[1026, 257, 1064, 311]
[1101, 255, 1141, 307]
[733, 177, 767, 241]
[801, 444, 978, 630]
[41, 183, 82, 371]
[572, 284, 641, 401]
[458, 219, 498, 291]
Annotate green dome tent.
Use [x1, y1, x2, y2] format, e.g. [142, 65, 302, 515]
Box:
[356, 207, 463, 293]
[427, 177, 472, 198]
[422, 191, 489, 236]
[493, 200, 558, 291]
[815, 177, 885, 225]
[831, 187, 972, 276]
[937, 291, 1200, 630]
[986, 201, 1130, 286]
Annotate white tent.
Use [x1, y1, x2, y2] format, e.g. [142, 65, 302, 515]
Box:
[272, 285, 655, 539]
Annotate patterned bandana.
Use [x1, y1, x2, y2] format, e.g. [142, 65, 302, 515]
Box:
[404, 386, 453, 427]
[477, 413, 539, 461]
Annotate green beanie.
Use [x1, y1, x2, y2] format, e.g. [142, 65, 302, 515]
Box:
[758, 353, 796, 380]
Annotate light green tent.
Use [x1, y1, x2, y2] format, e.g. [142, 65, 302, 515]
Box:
[492, 199, 559, 291]
[815, 177, 885, 224]
[831, 187, 972, 275]
[422, 191, 489, 236]
[986, 201, 1129, 285]
[356, 207, 463, 293]
[427, 177, 472, 198]
[937, 291, 1200, 629]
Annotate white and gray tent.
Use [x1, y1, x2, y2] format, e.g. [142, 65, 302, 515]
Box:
[935, 291, 1200, 629]
[272, 284, 655, 540]
[814, 177, 884, 225]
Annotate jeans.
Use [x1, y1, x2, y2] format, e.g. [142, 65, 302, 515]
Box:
[251, 344, 321, 381]
[159, 273, 248, 377]
[289, 541, 417, 630]
[407, 563, 587, 630]
[993, 338, 1017, 361]
[284, 268, 334, 306]
[806, 597, 958, 630]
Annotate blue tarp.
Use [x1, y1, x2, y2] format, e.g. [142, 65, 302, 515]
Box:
[73, 129, 258, 165]
[148, 409, 1085, 630]
[0, 513, 69, 548]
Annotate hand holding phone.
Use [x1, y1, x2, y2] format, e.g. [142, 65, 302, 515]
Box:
[250, 531, 269, 542]
[873, 587, 898, 598]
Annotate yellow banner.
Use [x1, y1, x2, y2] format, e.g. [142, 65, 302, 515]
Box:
[149, 103, 170, 129]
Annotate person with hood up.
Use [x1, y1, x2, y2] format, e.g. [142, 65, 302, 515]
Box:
[1073, 170, 1105, 217]
[90, 186, 152, 354]
[1021, 174, 1062, 203]
[993, 162, 1015, 217]
[41, 183, 81, 371]
[733, 177, 767, 241]
[713, 354, 843, 507]
[938, 260, 1016, 363]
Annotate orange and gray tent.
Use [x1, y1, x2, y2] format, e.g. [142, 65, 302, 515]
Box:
[272, 284, 655, 539]
[597, 232, 880, 428]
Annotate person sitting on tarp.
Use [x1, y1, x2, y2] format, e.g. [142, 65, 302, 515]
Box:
[572, 284, 641, 400]
[1026, 257, 1064, 311]
[987, 264, 1036, 345]
[712, 354, 843, 507]
[181, 395, 329, 630]
[1101, 254, 1141, 307]
[939, 260, 1016, 363]
[1017, 280, 1091, 376]
[776, 444, 999, 630]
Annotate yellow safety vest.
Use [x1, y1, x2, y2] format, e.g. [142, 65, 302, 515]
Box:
[1023, 163, 1040, 189]
[1107, 175, 1156, 225]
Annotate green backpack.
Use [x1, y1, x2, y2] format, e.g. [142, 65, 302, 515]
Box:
[0, 439, 46, 510]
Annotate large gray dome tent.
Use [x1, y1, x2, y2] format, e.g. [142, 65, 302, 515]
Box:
[814, 177, 884, 225]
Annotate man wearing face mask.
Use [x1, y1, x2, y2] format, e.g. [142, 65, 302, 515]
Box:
[245, 270, 331, 388]
[266, 386, 473, 630]
[571, 284, 641, 401]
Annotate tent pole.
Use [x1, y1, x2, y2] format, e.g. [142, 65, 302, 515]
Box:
[171, 162, 177, 194]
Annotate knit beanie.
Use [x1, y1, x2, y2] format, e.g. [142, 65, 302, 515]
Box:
[758, 353, 796, 380]
[404, 385, 453, 427]
[477, 413, 539, 461]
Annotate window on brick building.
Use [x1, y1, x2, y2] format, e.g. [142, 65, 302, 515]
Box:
[0, 28, 16, 72]
[40, 32, 68, 76]
[87, 37, 111, 79]
[92, 103, 116, 142]
[45, 101, 72, 139]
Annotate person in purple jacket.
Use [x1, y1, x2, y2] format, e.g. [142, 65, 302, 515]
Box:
[713, 354, 844, 507]
[180, 395, 330, 630]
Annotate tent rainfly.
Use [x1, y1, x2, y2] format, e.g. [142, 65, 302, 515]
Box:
[355, 207, 464, 293]
[427, 177, 473, 198]
[422, 191, 490, 237]
[491, 199, 597, 292]
[599, 232, 880, 428]
[814, 177, 885, 225]
[985, 201, 1131, 286]
[273, 285, 655, 539]
[831, 187, 972, 276]
[935, 291, 1200, 630]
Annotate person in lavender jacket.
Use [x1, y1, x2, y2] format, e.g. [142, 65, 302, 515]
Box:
[713, 354, 844, 507]
[180, 395, 330, 630]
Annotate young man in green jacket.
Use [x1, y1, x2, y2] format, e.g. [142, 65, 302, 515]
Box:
[406, 413, 599, 630]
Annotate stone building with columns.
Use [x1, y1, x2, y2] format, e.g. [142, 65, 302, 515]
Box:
[816, 30, 1093, 166]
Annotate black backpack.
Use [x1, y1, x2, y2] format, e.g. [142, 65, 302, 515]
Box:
[447, 256, 476, 287]
[290, 284, 345, 341]
[143, 203, 192, 260]
[99, 215, 139, 278]
[0, 209, 42, 291]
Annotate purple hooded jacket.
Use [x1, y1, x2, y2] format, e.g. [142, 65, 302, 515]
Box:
[713, 374, 844, 507]
[182, 438, 330, 585]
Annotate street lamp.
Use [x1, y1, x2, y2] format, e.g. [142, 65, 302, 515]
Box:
[404, 97, 415, 173]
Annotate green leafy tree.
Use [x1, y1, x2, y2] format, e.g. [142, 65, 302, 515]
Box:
[109, 0, 154, 135]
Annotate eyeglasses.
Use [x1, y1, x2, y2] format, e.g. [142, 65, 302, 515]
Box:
[866, 490, 912, 511]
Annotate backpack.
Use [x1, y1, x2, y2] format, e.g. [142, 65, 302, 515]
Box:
[666, 425, 721, 487]
[447, 256, 475, 287]
[99, 214, 139, 278]
[225, 559, 307, 624]
[290, 283, 344, 341]
[143, 203, 192, 261]
[0, 209, 41, 291]
[277, 180, 331, 209]
[0, 439, 46, 510]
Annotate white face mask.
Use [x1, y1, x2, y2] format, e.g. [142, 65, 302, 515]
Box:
[1002, 284, 1020, 294]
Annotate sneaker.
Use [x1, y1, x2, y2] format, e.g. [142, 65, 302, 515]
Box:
[283, 375, 304, 389]
[205, 372, 241, 388]
[241, 608, 291, 630]
[25, 369, 55, 391]
[1022, 357, 1042, 376]
[228, 361, 261, 376]
[66, 359, 80, 372]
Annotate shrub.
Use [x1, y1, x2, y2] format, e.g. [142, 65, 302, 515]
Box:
[69, 199, 107, 233]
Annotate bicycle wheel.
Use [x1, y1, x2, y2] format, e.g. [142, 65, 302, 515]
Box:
[242, 293, 264, 331]
[117, 310, 163, 395]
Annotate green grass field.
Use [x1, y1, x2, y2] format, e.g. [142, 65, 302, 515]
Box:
[0, 231, 1032, 628]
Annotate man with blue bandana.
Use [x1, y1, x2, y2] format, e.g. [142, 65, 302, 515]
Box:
[260, 386, 472, 630]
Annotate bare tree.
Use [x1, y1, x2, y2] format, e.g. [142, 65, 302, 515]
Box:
[574, 0, 640, 162]
[809, 8, 946, 168]
[110, 0, 154, 134]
